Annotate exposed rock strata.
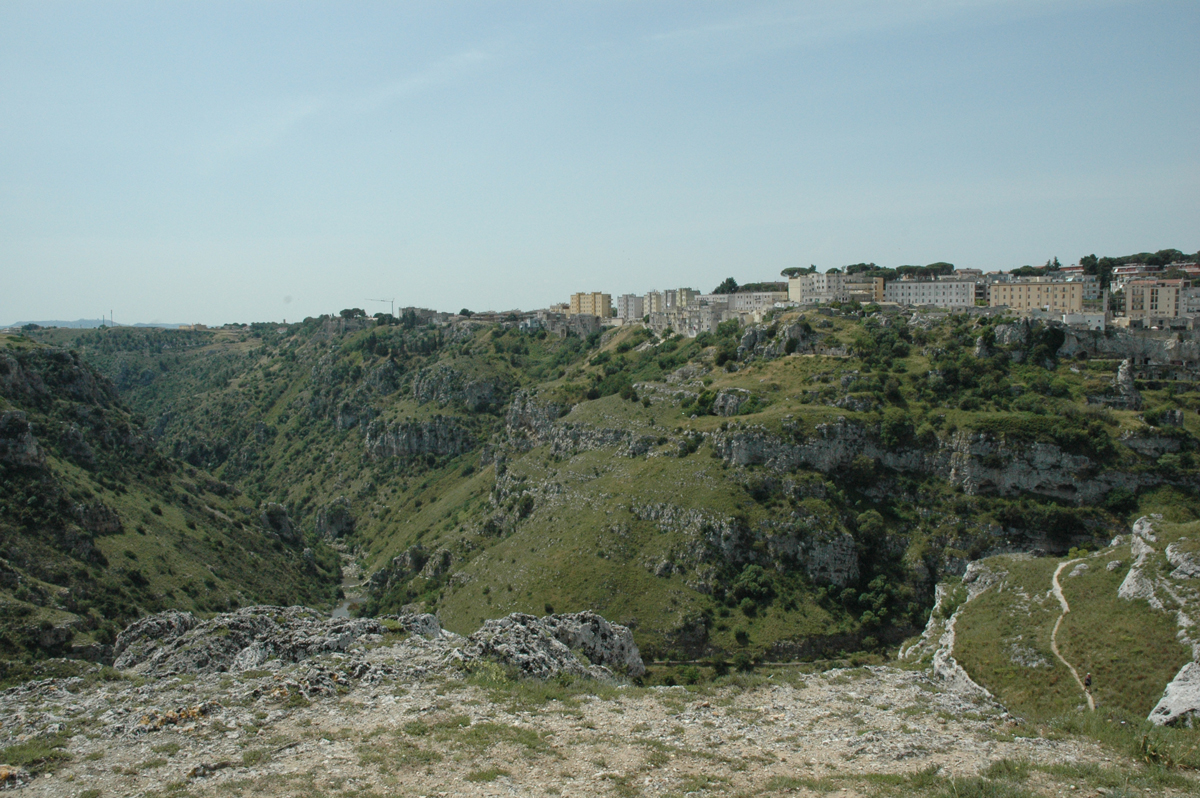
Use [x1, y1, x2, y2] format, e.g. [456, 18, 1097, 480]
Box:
[364, 415, 475, 461]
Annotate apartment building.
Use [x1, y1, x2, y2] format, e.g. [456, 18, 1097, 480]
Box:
[1126, 279, 1193, 322]
[644, 291, 665, 314]
[988, 277, 1083, 314]
[616, 294, 644, 320]
[569, 292, 612, 317]
[885, 278, 975, 308]
[788, 272, 847, 304]
[728, 291, 789, 312]
[844, 277, 884, 303]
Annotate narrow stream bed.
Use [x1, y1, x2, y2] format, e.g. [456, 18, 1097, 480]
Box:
[331, 545, 365, 619]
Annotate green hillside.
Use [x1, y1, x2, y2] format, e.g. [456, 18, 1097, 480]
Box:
[27, 307, 1200, 664]
[0, 334, 340, 669]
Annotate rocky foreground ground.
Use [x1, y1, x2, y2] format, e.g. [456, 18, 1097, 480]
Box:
[0, 608, 1196, 797]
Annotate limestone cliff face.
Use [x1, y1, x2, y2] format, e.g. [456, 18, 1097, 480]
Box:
[504, 390, 567, 447]
[364, 416, 476, 461]
[629, 502, 860, 589]
[0, 411, 45, 468]
[315, 497, 356, 540]
[737, 321, 815, 362]
[710, 418, 1168, 506]
[502, 390, 656, 459]
[411, 364, 508, 412]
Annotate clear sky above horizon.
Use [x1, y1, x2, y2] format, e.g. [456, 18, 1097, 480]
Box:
[3, 0, 1197, 325]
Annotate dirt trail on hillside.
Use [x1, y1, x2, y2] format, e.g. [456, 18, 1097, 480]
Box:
[1051, 558, 1095, 711]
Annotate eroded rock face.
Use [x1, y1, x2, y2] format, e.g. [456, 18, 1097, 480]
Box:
[541, 611, 645, 678]
[711, 417, 1158, 507]
[712, 389, 750, 417]
[260, 503, 301, 545]
[364, 416, 475, 461]
[0, 410, 45, 468]
[461, 612, 644, 679]
[113, 606, 385, 675]
[315, 497, 356, 540]
[1115, 359, 1143, 410]
[412, 365, 507, 411]
[1149, 661, 1200, 726]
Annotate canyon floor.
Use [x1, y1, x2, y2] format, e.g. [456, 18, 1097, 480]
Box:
[3, 632, 1196, 798]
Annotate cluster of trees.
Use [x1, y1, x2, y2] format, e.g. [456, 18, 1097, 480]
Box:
[711, 278, 788, 294]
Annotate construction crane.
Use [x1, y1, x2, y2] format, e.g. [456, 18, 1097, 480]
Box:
[366, 298, 395, 316]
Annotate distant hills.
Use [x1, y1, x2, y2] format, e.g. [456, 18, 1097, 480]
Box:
[3, 319, 188, 330]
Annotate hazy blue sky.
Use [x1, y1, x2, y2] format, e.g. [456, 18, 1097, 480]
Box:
[3, 0, 1197, 325]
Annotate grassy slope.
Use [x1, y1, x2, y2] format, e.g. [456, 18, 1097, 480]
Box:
[953, 496, 1198, 721]
[27, 312, 1200, 665]
[0, 334, 340, 659]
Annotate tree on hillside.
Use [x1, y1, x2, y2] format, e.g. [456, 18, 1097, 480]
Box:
[459, 309, 473, 317]
[712, 277, 739, 294]
[340, 308, 366, 319]
[925, 262, 955, 275]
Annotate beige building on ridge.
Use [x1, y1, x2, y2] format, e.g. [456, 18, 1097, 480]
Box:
[989, 277, 1083, 315]
[569, 292, 612, 317]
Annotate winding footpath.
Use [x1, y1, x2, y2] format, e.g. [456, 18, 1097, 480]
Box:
[1051, 558, 1095, 711]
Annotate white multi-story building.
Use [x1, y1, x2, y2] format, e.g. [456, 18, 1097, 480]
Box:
[644, 291, 665, 314]
[884, 279, 976, 308]
[728, 291, 788, 312]
[788, 272, 847, 304]
[617, 294, 644, 320]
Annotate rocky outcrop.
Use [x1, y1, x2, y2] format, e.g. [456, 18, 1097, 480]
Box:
[711, 417, 1165, 506]
[1167, 541, 1200, 580]
[364, 416, 475, 461]
[460, 612, 644, 679]
[412, 365, 507, 412]
[0, 348, 118, 409]
[260, 503, 301, 546]
[1117, 517, 1163, 610]
[712, 388, 750, 417]
[801, 531, 860, 587]
[315, 497, 356, 540]
[505, 390, 567, 446]
[540, 611, 646, 677]
[113, 606, 386, 675]
[902, 562, 1000, 701]
[367, 545, 431, 593]
[1114, 359, 1143, 410]
[73, 500, 123, 535]
[737, 321, 813, 362]
[0, 410, 45, 468]
[1150, 662, 1200, 727]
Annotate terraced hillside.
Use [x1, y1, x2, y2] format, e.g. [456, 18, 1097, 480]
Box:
[0, 334, 341, 671]
[31, 308, 1200, 663]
